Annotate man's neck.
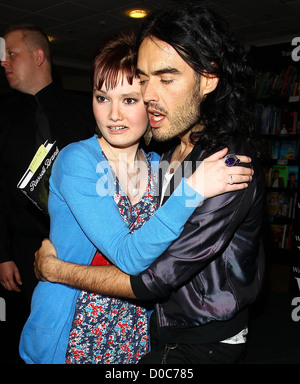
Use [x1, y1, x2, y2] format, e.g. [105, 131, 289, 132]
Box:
[171, 127, 196, 163]
[32, 78, 53, 96]
[169, 133, 194, 174]
[172, 141, 194, 163]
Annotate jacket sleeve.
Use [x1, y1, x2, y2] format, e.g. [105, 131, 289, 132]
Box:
[130, 172, 262, 300]
[51, 143, 205, 275]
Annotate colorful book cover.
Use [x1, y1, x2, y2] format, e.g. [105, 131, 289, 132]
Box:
[270, 141, 280, 159]
[287, 165, 298, 189]
[265, 191, 283, 217]
[279, 140, 297, 160]
[270, 165, 289, 188]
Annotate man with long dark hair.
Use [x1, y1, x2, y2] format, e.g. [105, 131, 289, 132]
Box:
[34, 4, 264, 364]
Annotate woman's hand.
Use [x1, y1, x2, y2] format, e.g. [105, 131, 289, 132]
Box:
[187, 148, 254, 199]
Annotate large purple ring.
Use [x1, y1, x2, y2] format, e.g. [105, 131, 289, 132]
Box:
[224, 154, 240, 167]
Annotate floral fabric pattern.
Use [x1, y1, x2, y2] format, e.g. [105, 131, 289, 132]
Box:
[65, 151, 158, 364]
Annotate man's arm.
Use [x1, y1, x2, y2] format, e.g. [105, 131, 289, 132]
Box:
[131, 159, 263, 301]
[52, 145, 252, 276]
[35, 239, 136, 299]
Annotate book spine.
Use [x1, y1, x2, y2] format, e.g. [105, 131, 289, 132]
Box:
[20, 189, 43, 211]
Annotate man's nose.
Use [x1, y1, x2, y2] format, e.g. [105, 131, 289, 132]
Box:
[142, 81, 159, 103]
[0, 59, 8, 68]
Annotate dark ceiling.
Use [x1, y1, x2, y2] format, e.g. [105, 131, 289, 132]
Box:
[1, 0, 300, 70]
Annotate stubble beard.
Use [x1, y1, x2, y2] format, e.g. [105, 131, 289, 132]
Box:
[152, 85, 202, 143]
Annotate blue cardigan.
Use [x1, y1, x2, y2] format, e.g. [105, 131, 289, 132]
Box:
[19, 135, 203, 364]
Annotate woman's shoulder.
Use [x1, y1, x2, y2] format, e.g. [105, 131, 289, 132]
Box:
[55, 135, 103, 175]
[59, 135, 100, 161]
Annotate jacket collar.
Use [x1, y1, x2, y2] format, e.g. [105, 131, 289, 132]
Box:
[159, 140, 206, 204]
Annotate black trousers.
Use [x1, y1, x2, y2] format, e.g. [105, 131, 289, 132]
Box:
[138, 313, 247, 364]
[138, 341, 246, 364]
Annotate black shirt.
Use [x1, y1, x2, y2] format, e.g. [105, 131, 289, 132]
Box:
[0, 83, 95, 293]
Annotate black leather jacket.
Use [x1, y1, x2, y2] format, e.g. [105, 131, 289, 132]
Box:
[131, 141, 265, 344]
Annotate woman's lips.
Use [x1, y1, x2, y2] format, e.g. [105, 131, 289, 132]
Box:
[108, 126, 127, 131]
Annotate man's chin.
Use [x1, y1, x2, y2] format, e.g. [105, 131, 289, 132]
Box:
[151, 127, 168, 143]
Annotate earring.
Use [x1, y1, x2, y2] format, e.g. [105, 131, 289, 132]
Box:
[143, 125, 152, 146]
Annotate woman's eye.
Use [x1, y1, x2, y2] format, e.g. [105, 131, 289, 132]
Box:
[124, 98, 137, 104]
[96, 95, 106, 103]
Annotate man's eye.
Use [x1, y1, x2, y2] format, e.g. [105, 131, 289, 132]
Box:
[161, 79, 174, 84]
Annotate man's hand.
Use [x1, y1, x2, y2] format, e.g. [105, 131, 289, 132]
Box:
[0, 261, 22, 292]
[34, 239, 58, 282]
[34, 239, 135, 299]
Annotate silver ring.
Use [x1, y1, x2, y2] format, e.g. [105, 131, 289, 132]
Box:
[229, 175, 233, 185]
[224, 154, 240, 167]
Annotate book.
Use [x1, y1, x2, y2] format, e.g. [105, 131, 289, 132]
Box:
[270, 141, 280, 159]
[287, 165, 298, 189]
[279, 140, 298, 160]
[256, 71, 270, 98]
[267, 223, 292, 249]
[259, 105, 273, 134]
[270, 164, 289, 188]
[264, 166, 273, 187]
[265, 191, 297, 219]
[268, 224, 284, 248]
[280, 110, 298, 134]
[258, 105, 283, 135]
[17, 141, 59, 212]
[256, 67, 300, 99]
[265, 191, 284, 217]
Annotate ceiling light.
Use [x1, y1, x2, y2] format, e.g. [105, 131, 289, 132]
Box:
[47, 35, 56, 43]
[127, 9, 148, 19]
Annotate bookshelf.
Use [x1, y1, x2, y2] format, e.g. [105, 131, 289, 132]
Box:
[251, 42, 300, 295]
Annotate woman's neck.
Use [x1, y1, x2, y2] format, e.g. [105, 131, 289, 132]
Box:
[97, 136, 148, 205]
[98, 137, 139, 166]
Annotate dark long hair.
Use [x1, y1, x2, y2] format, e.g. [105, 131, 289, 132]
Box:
[138, 4, 258, 152]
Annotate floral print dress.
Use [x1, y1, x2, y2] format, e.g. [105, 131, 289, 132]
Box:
[65, 151, 158, 364]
